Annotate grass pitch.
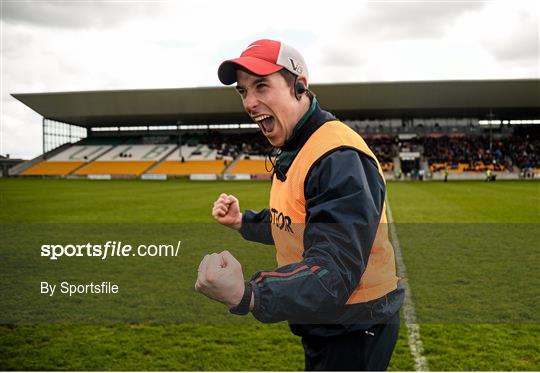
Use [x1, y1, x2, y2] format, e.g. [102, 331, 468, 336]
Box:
[0, 178, 538, 370]
[387, 181, 539, 370]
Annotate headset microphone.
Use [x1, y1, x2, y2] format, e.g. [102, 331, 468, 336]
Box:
[275, 166, 287, 181]
[265, 150, 287, 181]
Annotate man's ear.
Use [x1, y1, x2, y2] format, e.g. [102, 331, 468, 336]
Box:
[294, 76, 309, 100]
[297, 76, 308, 89]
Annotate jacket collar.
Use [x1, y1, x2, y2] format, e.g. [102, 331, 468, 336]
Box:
[274, 97, 336, 178]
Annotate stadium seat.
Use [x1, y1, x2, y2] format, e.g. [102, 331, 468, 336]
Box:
[21, 161, 85, 176]
[149, 160, 227, 175]
[379, 162, 394, 172]
[227, 160, 270, 175]
[75, 161, 155, 176]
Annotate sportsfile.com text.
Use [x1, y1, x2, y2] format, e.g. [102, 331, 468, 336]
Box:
[40, 240, 182, 260]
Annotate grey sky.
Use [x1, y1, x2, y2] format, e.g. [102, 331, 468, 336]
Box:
[1, 0, 538, 159]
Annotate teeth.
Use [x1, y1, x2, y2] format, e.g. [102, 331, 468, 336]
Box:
[252, 114, 271, 122]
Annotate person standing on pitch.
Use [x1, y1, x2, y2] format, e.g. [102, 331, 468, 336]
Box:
[195, 39, 404, 371]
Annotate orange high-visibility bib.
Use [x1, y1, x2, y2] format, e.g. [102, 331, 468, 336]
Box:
[269, 121, 398, 304]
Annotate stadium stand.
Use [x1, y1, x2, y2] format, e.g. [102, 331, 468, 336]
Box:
[17, 129, 539, 180]
[10, 79, 539, 180]
[144, 131, 273, 176]
[75, 144, 176, 176]
[78, 136, 131, 146]
[423, 133, 539, 174]
[148, 144, 228, 175]
[149, 160, 227, 175]
[21, 145, 113, 176]
[227, 157, 270, 175]
[21, 161, 85, 176]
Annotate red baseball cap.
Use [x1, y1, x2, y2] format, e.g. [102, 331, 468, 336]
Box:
[218, 39, 309, 85]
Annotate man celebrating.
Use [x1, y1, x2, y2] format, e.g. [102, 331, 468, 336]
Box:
[195, 39, 404, 371]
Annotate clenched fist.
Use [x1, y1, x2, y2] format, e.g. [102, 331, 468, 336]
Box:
[195, 250, 245, 309]
[212, 193, 242, 230]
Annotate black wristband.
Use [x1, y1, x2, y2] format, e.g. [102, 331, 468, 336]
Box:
[229, 281, 252, 315]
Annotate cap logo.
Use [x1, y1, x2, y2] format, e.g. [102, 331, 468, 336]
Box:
[288, 58, 303, 74]
[244, 44, 261, 51]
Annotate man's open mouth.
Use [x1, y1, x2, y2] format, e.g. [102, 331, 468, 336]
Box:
[252, 114, 275, 135]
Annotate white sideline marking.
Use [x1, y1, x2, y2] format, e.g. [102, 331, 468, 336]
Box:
[386, 203, 429, 371]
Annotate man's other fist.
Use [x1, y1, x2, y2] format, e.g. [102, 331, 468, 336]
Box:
[212, 193, 242, 230]
[195, 250, 245, 308]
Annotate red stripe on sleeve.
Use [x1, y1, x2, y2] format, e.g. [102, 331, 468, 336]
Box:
[255, 264, 309, 283]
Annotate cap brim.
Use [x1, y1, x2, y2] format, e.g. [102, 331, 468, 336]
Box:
[218, 57, 283, 85]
